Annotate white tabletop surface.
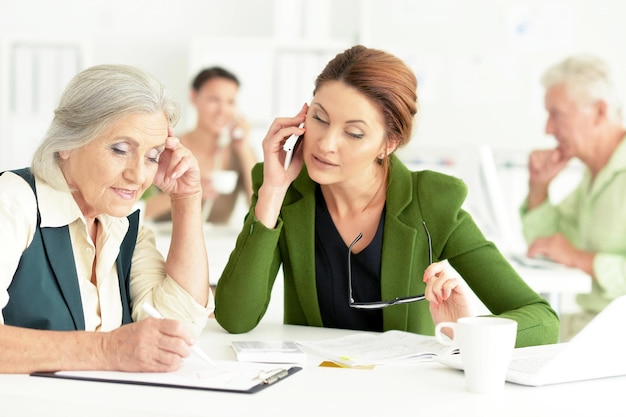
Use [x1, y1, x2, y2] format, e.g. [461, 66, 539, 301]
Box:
[1, 318, 620, 417]
[511, 261, 591, 294]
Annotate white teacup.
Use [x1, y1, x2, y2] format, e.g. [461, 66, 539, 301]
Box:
[435, 317, 517, 394]
[211, 170, 238, 195]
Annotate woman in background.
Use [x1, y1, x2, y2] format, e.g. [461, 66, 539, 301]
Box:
[0, 64, 212, 373]
[144, 67, 257, 224]
[215, 45, 559, 347]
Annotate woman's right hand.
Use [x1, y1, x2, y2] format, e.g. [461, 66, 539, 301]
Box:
[260, 104, 308, 188]
[153, 128, 202, 200]
[102, 318, 194, 372]
[253, 104, 307, 229]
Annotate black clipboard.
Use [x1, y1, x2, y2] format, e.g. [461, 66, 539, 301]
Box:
[31, 365, 302, 394]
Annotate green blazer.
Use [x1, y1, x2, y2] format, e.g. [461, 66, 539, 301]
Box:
[215, 155, 559, 347]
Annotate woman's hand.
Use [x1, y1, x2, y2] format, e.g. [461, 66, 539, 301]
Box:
[260, 104, 308, 189]
[253, 104, 308, 229]
[423, 261, 472, 325]
[153, 128, 202, 199]
[102, 318, 194, 372]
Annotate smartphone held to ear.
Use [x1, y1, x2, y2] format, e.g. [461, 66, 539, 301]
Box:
[283, 133, 304, 170]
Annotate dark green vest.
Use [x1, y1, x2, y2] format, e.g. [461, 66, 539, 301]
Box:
[2, 168, 138, 330]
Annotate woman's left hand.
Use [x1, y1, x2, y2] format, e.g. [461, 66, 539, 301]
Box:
[423, 261, 472, 325]
[153, 128, 202, 198]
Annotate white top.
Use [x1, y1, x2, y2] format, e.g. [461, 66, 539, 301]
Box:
[0, 171, 213, 334]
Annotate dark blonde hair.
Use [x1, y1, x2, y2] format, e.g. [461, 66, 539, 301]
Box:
[313, 45, 418, 155]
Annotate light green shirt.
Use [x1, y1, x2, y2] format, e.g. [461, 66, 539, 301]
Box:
[520, 138, 626, 313]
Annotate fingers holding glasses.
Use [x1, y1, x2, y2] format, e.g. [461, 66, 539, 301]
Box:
[423, 261, 462, 305]
[424, 262, 473, 324]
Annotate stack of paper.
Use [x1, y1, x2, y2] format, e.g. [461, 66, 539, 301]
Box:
[297, 330, 458, 367]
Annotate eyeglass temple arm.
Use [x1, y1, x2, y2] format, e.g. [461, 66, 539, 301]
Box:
[347, 232, 363, 303]
[422, 221, 432, 265]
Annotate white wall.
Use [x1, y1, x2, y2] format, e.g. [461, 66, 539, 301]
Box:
[331, 0, 626, 155]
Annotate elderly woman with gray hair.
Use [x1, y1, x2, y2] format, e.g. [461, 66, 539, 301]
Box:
[0, 64, 213, 373]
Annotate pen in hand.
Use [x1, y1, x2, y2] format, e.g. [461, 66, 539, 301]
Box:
[142, 303, 216, 367]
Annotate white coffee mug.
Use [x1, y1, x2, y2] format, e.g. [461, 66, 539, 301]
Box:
[211, 170, 238, 195]
[435, 317, 517, 394]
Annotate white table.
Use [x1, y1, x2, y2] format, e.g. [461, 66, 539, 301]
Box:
[511, 262, 592, 315]
[0, 319, 619, 417]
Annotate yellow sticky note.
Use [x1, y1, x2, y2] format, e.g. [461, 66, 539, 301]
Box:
[318, 361, 374, 370]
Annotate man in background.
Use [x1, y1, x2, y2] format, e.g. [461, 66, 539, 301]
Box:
[520, 54, 626, 341]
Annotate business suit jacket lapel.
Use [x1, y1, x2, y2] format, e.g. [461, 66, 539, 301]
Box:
[283, 169, 324, 326]
[380, 157, 425, 330]
[283, 158, 425, 330]
[40, 226, 86, 330]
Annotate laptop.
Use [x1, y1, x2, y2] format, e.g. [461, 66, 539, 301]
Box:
[435, 295, 626, 386]
[508, 253, 568, 270]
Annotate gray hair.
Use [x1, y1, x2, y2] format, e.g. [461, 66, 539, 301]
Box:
[541, 54, 623, 122]
[31, 64, 180, 190]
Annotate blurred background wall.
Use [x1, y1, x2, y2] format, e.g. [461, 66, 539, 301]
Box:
[1, 0, 623, 249]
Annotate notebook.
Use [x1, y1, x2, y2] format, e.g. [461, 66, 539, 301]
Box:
[297, 330, 459, 367]
[435, 295, 626, 386]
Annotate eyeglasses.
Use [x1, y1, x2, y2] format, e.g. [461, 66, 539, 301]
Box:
[348, 221, 432, 309]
